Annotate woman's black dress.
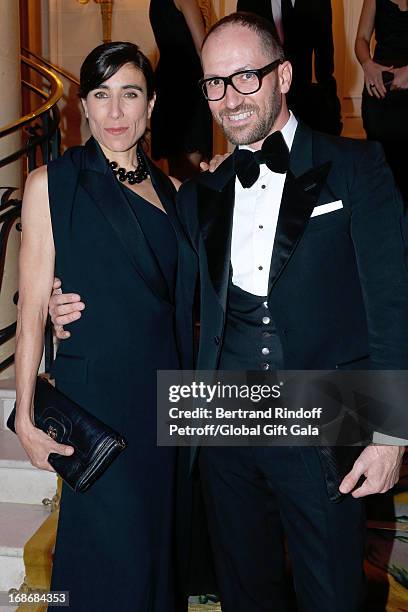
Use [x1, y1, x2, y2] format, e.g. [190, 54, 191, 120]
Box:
[149, 0, 212, 161]
[47, 137, 196, 611]
[361, 0, 408, 201]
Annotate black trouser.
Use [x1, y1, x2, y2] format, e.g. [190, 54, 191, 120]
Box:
[199, 446, 365, 612]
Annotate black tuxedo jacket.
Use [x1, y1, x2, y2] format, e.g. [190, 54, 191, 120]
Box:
[177, 122, 408, 497]
[237, 0, 342, 134]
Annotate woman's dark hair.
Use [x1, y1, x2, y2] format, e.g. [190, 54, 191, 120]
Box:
[79, 41, 155, 100]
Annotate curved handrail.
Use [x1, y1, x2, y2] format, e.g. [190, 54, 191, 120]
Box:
[0, 56, 63, 138]
[0, 105, 60, 170]
[0, 54, 63, 373]
[22, 47, 80, 86]
[22, 79, 48, 100]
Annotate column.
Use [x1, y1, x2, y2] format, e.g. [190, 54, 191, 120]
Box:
[0, 0, 22, 379]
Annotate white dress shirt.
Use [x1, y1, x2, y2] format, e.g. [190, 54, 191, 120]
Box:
[271, 0, 296, 43]
[230, 111, 298, 297]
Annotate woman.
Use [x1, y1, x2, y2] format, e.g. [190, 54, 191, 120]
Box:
[149, 0, 213, 180]
[355, 0, 408, 202]
[14, 41, 197, 612]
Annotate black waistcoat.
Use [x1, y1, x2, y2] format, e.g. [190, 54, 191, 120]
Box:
[218, 281, 284, 371]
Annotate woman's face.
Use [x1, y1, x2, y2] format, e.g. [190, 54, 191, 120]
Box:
[81, 62, 155, 156]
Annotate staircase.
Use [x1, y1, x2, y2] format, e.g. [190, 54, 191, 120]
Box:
[0, 378, 58, 610]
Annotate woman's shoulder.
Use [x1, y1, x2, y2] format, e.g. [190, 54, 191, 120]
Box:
[21, 166, 49, 221]
[27, 146, 83, 182]
[48, 144, 85, 171]
[24, 165, 48, 194]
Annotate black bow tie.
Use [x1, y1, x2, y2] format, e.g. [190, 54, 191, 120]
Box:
[234, 131, 290, 188]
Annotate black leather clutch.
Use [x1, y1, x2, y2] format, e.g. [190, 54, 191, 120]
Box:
[7, 377, 127, 493]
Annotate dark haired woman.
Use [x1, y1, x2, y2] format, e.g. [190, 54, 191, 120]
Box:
[149, 0, 213, 180]
[355, 0, 408, 202]
[14, 41, 196, 611]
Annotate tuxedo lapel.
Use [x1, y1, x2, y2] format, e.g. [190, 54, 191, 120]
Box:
[195, 155, 236, 310]
[79, 137, 171, 305]
[268, 123, 331, 291]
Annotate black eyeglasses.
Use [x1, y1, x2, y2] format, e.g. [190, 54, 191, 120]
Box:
[199, 59, 283, 101]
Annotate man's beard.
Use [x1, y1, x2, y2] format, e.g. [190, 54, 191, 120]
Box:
[217, 88, 282, 146]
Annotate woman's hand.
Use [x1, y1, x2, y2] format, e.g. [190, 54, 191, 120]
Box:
[390, 66, 408, 91]
[16, 421, 74, 473]
[200, 153, 231, 173]
[362, 59, 393, 98]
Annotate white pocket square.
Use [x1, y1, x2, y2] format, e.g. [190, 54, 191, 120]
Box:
[311, 200, 343, 217]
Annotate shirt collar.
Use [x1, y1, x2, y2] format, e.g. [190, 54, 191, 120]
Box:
[239, 111, 298, 154]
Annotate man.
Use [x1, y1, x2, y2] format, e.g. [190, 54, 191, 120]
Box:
[237, 0, 342, 135]
[174, 12, 407, 611]
[50, 12, 407, 611]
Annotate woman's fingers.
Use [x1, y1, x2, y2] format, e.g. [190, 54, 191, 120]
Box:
[363, 61, 393, 98]
[18, 425, 74, 472]
[51, 441, 75, 457]
[200, 153, 231, 173]
[208, 153, 231, 172]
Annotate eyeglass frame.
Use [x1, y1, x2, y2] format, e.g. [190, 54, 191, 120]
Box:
[198, 58, 284, 101]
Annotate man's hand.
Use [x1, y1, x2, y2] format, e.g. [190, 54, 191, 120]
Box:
[339, 445, 405, 498]
[49, 277, 85, 340]
[200, 153, 231, 173]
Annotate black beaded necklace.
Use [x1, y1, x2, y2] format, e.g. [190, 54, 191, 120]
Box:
[108, 148, 149, 185]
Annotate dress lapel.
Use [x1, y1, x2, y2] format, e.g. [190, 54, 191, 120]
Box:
[143, 151, 199, 367]
[268, 123, 331, 292]
[78, 137, 171, 305]
[195, 155, 236, 310]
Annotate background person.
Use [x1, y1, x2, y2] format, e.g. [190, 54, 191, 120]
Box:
[236, 0, 343, 135]
[355, 0, 408, 203]
[149, 0, 213, 180]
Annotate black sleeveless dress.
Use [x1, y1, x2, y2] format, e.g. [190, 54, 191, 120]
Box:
[121, 184, 178, 300]
[149, 0, 212, 161]
[361, 0, 408, 201]
[47, 138, 195, 611]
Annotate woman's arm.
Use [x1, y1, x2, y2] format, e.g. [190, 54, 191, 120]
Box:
[174, 0, 206, 55]
[355, 0, 392, 98]
[15, 166, 74, 470]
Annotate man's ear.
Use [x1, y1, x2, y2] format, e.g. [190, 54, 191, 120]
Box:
[278, 61, 292, 95]
[81, 97, 88, 119]
[147, 93, 156, 120]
